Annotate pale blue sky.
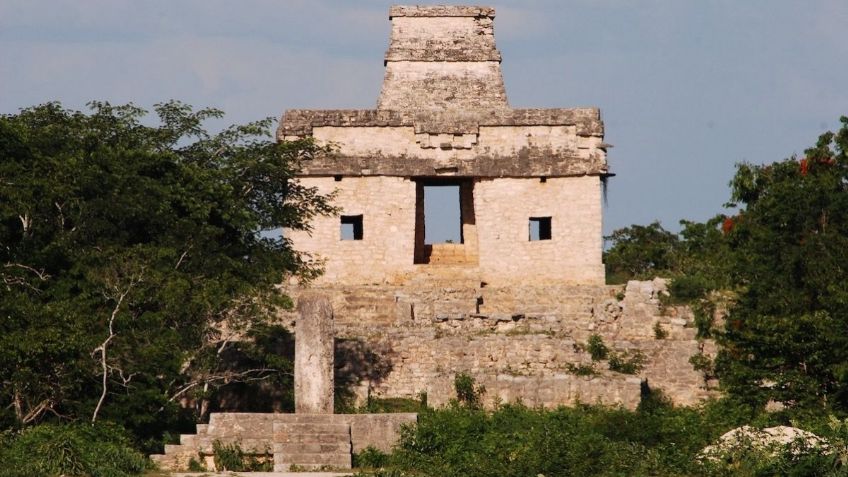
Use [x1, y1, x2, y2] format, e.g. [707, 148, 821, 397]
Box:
[2, 0, 847, 238]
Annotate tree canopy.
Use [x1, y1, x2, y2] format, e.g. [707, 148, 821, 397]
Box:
[716, 116, 848, 410]
[0, 101, 334, 444]
[605, 116, 848, 412]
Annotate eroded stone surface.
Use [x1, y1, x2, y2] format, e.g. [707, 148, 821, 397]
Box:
[279, 280, 718, 409]
[295, 295, 335, 414]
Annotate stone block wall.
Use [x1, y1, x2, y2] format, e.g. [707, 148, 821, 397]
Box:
[474, 176, 604, 285]
[285, 175, 604, 287]
[285, 176, 418, 285]
[280, 280, 718, 409]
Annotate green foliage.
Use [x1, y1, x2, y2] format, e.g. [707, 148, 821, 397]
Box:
[692, 299, 717, 338]
[563, 362, 598, 376]
[608, 350, 646, 375]
[187, 456, 206, 472]
[0, 101, 333, 443]
[586, 334, 609, 361]
[716, 116, 848, 411]
[354, 446, 390, 469]
[211, 439, 272, 472]
[604, 216, 732, 300]
[603, 221, 679, 283]
[383, 399, 764, 477]
[0, 422, 149, 477]
[454, 373, 485, 409]
[360, 397, 429, 414]
[668, 274, 712, 301]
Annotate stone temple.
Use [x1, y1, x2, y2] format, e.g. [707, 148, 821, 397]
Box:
[279, 5, 610, 287]
[152, 6, 717, 471]
[275, 5, 713, 411]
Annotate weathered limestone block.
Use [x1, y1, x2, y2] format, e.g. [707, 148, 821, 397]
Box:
[295, 294, 334, 414]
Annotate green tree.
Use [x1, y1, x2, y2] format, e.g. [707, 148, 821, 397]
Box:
[716, 116, 848, 410]
[0, 102, 334, 441]
[603, 221, 680, 283]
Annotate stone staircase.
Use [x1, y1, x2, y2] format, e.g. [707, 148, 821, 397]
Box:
[151, 412, 409, 472]
[273, 415, 352, 471]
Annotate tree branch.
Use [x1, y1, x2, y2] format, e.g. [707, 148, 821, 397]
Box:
[91, 276, 138, 424]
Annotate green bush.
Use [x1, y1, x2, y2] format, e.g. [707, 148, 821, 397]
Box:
[0, 422, 149, 477]
[454, 373, 485, 409]
[669, 274, 712, 302]
[587, 334, 609, 361]
[354, 446, 390, 469]
[360, 397, 428, 414]
[564, 363, 598, 376]
[608, 350, 646, 375]
[211, 439, 272, 472]
[380, 398, 790, 476]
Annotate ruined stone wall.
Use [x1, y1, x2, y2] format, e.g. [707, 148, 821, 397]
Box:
[280, 280, 718, 409]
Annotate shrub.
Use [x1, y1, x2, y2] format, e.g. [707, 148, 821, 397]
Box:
[608, 350, 646, 375]
[187, 456, 207, 472]
[587, 334, 609, 361]
[0, 422, 149, 477]
[669, 274, 711, 302]
[564, 363, 598, 376]
[361, 397, 428, 414]
[692, 299, 717, 338]
[211, 439, 272, 472]
[454, 373, 485, 409]
[354, 446, 390, 469]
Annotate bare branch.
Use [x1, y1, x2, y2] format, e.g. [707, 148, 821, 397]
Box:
[91, 275, 139, 424]
[4, 262, 50, 281]
[18, 214, 31, 235]
[166, 368, 284, 403]
[174, 247, 191, 270]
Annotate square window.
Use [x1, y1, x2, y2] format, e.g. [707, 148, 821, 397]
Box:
[529, 217, 552, 241]
[340, 215, 363, 240]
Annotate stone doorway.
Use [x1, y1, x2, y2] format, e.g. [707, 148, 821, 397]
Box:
[414, 179, 479, 265]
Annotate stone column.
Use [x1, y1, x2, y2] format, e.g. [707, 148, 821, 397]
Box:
[294, 294, 334, 414]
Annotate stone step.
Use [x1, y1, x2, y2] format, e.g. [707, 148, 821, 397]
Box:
[195, 437, 273, 454]
[163, 443, 187, 454]
[273, 414, 347, 424]
[274, 442, 351, 454]
[273, 452, 352, 471]
[179, 434, 197, 446]
[274, 432, 352, 444]
[274, 422, 350, 435]
[196, 423, 208, 435]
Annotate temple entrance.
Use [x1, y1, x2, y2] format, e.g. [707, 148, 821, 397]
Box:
[414, 179, 478, 264]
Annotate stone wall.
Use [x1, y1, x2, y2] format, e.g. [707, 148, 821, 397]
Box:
[474, 176, 604, 285]
[280, 280, 718, 409]
[285, 176, 417, 285]
[379, 6, 507, 111]
[285, 175, 604, 287]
